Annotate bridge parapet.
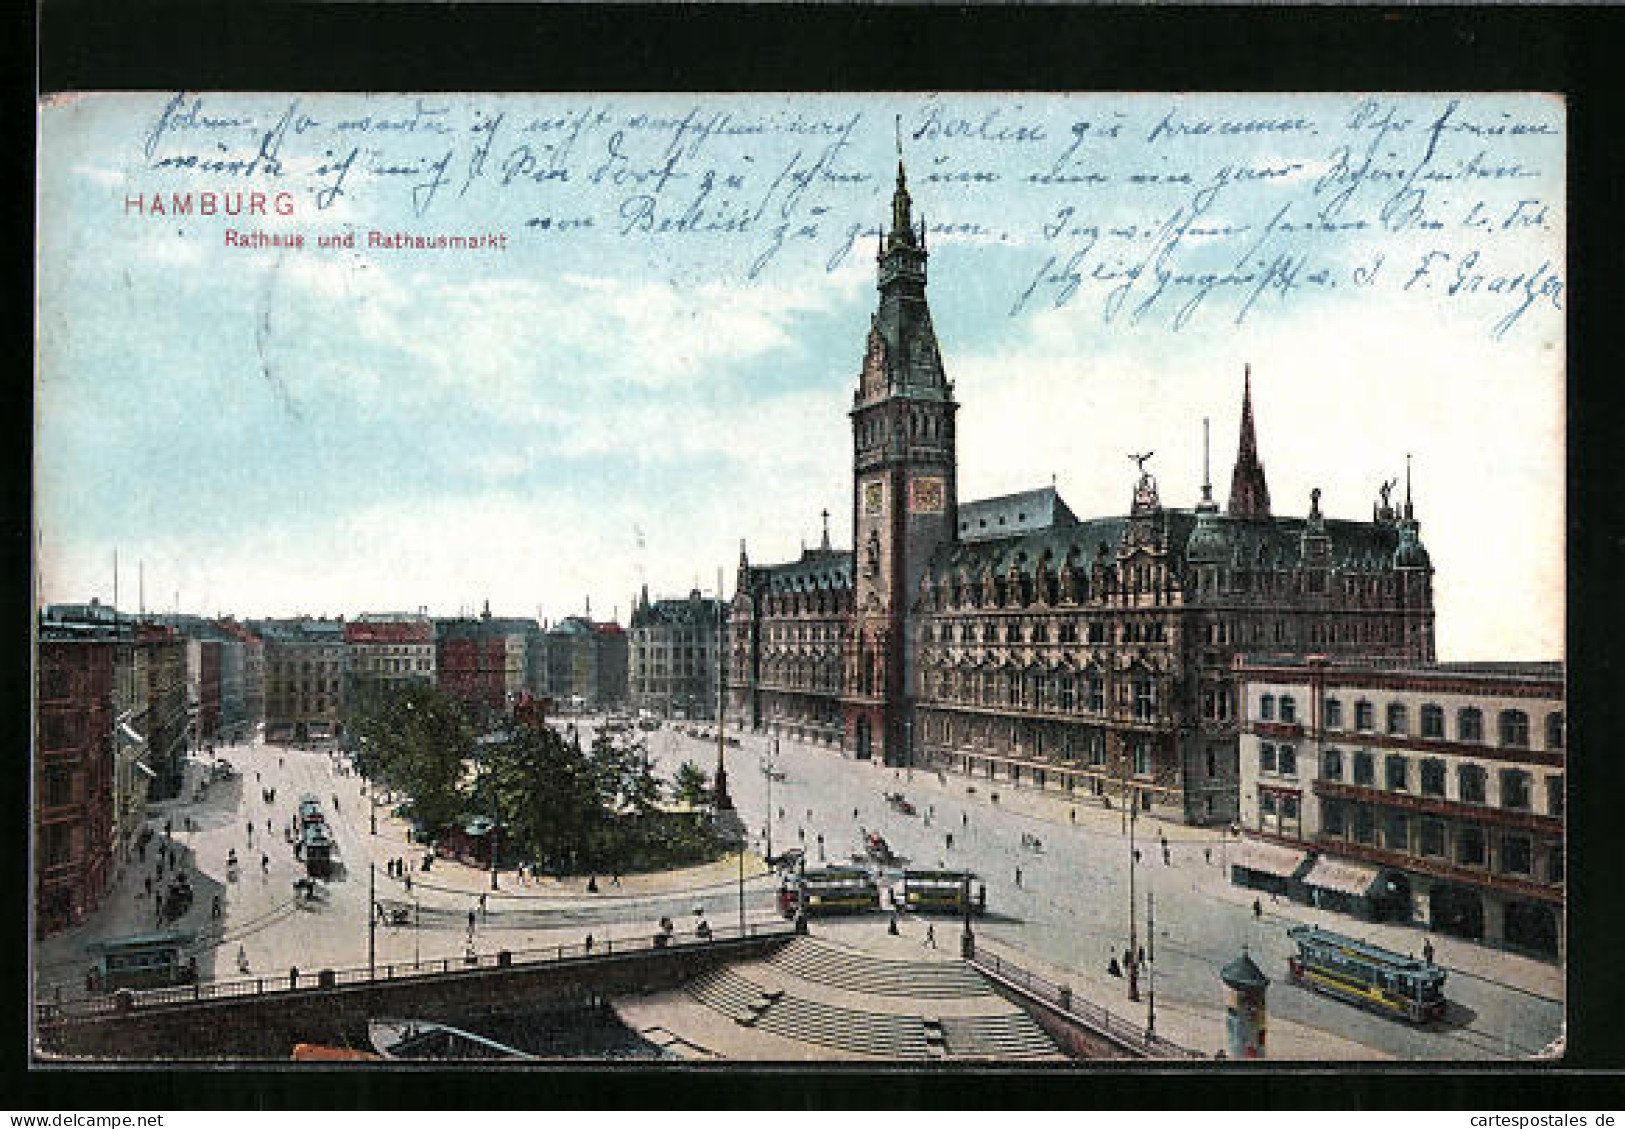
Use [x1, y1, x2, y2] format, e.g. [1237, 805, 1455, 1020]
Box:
[969, 950, 1208, 1061]
[36, 923, 794, 1060]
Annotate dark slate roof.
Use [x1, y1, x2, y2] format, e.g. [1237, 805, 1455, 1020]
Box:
[752, 547, 853, 593]
[957, 487, 1078, 542]
[631, 594, 722, 629]
[547, 616, 596, 637]
[928, 515, 1142, 579]
[927, 509, 1413, 582]
[1220, 949, 1270, 990]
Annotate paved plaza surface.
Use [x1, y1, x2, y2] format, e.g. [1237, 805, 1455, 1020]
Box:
[36, 719, 1564, 1062]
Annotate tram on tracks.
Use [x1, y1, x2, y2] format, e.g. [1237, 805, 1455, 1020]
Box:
[302, 821, 336, 877]
[901, 869, 986, 915]
[777, 866, 880, 918]
[1286, 924, 1448, 1024]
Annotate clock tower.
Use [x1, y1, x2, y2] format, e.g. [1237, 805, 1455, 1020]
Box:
[845, 156, 959, 766]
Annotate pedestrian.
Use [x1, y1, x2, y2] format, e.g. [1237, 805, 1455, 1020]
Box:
[924, 924, 936, 949]
[467, 909, 476, 937]
[1423, 939, 1436, 965]
[1015, 866, 1022, 887]
[585, 933, 594, 954]
[144, 876, 152, 897]
[1252, 898, 1262, 919]
[962, 812, 968, 828]
[853, 807, 858, 820]
[266, 818, 272, 834]
[1162, 848, 1171, 866]
[237, 944, 249, 974]
[1204, 847, 1212, 865]
[479, 893, 487, 915]
[404, 874, 412, 894]
[212, 894, 221, 919]
[1108, 956, 1122, 978]
[165, 818, 173, 837]
[946, 833, 954, 850]
[261, 853, 268, 874]
[1070, 809, 1076, 824]
[1133, 848, 1142, 864]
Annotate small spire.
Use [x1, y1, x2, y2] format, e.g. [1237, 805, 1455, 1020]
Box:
[820, 508, 831, 550]
[1404, 453, 1414, 520]
[1228, 364, 1271, 518]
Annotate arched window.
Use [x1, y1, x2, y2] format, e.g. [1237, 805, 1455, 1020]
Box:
[1420, 704, 1445, 740]
[1386, 702, 1408, 735]
[1458, 707, 1484, 743]
[1499, 709, 1530, 749]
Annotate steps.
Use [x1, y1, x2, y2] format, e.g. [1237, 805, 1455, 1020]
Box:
[767, 937, 991, 999]
[682, 940, 1062, 1060]
[941, 1013, 1061, 1058]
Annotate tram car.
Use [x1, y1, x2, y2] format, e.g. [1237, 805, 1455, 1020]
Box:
[1286, 924, 1447, 1024]
[901, 869, 986, 915]
[85, 930, 198, 993]
[302, 821, 336, 877]
[298, 794, 326, 827]
[777, 866, 880, 918]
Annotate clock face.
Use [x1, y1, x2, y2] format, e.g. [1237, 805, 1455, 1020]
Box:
[911, 475, 945, 514]
[863, 480, 885, 517]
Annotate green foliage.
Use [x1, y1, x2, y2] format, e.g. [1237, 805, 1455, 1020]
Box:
[347, 680, 473, 833]
[350, 696, 724, 875]
[482, 722, 602, 870]
[673, 760, 712, 808]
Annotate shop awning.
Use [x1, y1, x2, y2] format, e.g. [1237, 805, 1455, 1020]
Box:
[1301, 854, 1384, 897]
[1233, 839, 1311, 879]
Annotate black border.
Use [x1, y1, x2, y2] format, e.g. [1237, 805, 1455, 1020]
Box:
[24, 0, 1625, 1111]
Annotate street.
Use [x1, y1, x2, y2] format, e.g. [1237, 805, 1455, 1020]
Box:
[640, 719, 1564, 1061]
[37, 719, 1563, 1061]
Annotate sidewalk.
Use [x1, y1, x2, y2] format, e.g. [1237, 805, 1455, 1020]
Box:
[769, 728, 1563, 1005]
[358, 797, 774, 909]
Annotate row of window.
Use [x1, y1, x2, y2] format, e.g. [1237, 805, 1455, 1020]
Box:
[1317, 798, 1563, 882]
[1316, 747, 1563, 816]
[1262, 692, 1564, 751]
[929, 619, 1171, 646]
[923, 671, 1159, 719]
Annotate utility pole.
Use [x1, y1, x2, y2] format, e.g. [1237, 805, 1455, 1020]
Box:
[713, 567, 733, 810]
[1146, 888, 1157, 1038]
[368, 860, 376, 980]
[766, 736, 776, 862]
[1128, 798, 1140, 1002]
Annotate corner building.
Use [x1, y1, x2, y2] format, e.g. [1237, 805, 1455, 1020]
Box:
[727, 161, 1436, 823]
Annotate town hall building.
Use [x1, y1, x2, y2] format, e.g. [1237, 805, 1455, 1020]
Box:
[725, 158, 1436, 824]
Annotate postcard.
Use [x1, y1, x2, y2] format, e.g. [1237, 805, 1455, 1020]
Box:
[33, 91, 1564, 1064]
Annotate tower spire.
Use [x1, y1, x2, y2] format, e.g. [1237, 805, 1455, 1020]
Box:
[1227, 364, 1272, 518]
[1197, 416, 1217, 512]
[821, 508, 831, 550]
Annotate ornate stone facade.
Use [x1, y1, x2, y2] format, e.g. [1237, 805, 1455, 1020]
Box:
[726, 160, 1437, 823]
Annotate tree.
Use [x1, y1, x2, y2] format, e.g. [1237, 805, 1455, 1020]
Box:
[481, 722, 600, 872]
[673, 760, 712, 808]
[346, 681, 473, 834]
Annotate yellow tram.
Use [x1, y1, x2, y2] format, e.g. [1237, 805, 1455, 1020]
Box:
[1286, 924, 1447, 1024]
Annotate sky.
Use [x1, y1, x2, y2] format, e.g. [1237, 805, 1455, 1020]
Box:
[35, 93, 1564, 658]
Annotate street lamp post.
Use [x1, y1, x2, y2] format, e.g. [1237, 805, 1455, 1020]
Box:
[1146, 887, 1157, 1039]
[368, 860, 376, 980]
[1128, 795, 1140, 1002]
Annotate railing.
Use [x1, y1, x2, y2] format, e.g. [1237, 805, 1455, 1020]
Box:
[969, 950, 1205, 1060]
[36, 921, 794, 1025]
